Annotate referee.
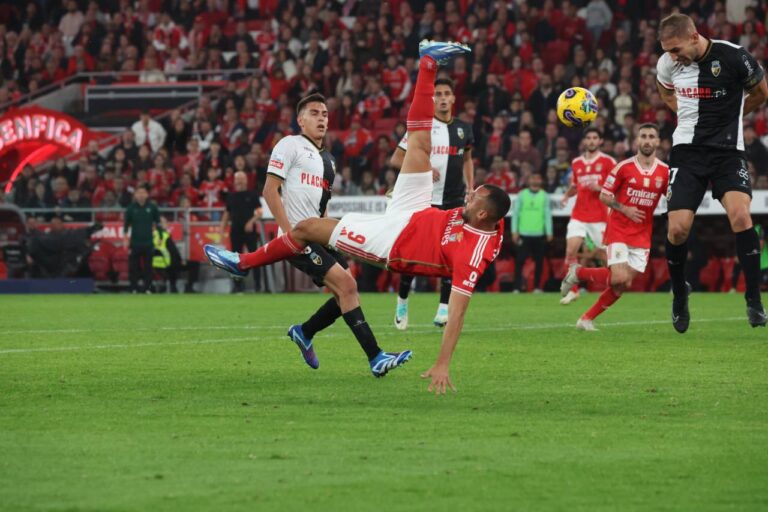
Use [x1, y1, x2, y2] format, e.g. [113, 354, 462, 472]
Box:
[657, 13, 768, 331]
[390, 77, 475, 329]
[219, 170, 263, 293]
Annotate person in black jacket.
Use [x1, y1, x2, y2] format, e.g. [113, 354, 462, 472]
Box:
[219, 170, 263, 292]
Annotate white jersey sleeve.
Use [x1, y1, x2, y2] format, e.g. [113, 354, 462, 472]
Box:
[267, 137, 298, 180]
[656, 53, 675, 90]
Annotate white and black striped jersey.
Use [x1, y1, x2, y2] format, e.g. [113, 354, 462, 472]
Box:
[398, 118, 474, 207]
[267, 134, 336, 229]
[657, 39, 764, 151]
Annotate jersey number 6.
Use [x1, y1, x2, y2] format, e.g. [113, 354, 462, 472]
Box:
[346, 231, 366, 244]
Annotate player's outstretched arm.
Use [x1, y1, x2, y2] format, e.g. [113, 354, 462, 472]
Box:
[421, 290, 470, 394]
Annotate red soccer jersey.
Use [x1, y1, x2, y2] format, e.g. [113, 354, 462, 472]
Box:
[199, 179, 226, 208]
[570, 152, 616, 223]
[388, 208, 504, 297]
[601, 157, 669, 249]
[381, 66, 410, 100]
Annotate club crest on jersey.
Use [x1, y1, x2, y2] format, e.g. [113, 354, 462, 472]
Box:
[457, 127, 464, 139]
[655, 177, 664, 189]
[711, 60, 721, 77]
[310, 252, 323, 266]
[596, 164, 603, 172]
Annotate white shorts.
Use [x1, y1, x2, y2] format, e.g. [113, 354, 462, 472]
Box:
[329, 172, 433, 265]
[566, 220, 606, 249]
[606, 243, 650, 273]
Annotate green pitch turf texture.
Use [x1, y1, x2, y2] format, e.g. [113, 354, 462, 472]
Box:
[1, 293, 766, 512]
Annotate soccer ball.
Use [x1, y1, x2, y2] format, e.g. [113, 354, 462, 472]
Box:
[556, 87, 599, 128]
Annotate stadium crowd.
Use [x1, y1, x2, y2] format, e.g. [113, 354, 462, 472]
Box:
[4, 0, 768, 211]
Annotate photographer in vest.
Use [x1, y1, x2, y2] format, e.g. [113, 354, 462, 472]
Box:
[511, 173, 553, 293]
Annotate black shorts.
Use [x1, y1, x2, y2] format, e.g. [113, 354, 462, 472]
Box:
[667, 145, 752, 212]
[288, 242, 348, 287]
[435, 199, 465, 210]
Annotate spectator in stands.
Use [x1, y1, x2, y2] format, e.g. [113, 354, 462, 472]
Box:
[124, 184, 159, 294]
[485, 158, 517, 193]
[586, 0, 614, 47]
[508, 129, 542, 172]
[198, 167, 226, 218]
[544, 165, 562, 194]
[110, 131, 139, 162]
[139, 55, 167, 83]
[11, 164, 35, 206]
[358, 170, 378, 196]
[357, 78, 392, 124]
[110, 176, 132, 208]
[132, 145, 154, 176]
[25, 182, 51, 209]
[478, 73, 511, 120]
[169, 173, 197, 207]
[61, 188, 91, 222]
[132, 109, 167, 153]
[96, 190, 122, 222]
[342, 114, 373, 178]
[334, 166, 361, 196]
[528, 74, 558, 128]
[59, 0, 85, 50]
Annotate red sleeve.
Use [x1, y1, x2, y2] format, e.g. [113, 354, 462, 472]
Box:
[601, 163, 623, 196]
[451, 231, 502, 297]
[451, 258, 485, 297]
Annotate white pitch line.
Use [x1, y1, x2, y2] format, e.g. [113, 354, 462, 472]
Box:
[0, 315, 747, 336]
[0, 316, 752, 355]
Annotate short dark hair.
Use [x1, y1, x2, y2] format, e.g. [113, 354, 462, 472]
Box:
[481, 184, 512, 222]
[659, 13, 695, 40]
[435, 77, 455, 91]
[637, 123, 659, 134]
[583, 127, 603, 139]
[135, 184, 149, 193]
[296, 93, 327, 116]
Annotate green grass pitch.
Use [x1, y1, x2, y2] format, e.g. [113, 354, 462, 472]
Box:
[1, 292, 767, 511]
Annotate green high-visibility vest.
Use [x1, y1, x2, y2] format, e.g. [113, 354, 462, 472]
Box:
[152, 230, 171, 269]
[512, 188, 552, 237]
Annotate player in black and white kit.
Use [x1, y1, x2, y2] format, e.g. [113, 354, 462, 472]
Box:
[389, 77, 475, 329]
[657, 14, 768, 331]
[264, 93, 410, 375]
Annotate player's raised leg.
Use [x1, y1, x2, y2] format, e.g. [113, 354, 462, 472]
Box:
[204, 217, 340, 277]
[399, 41, 470, 177]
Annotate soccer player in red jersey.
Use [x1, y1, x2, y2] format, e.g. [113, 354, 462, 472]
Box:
[205, 41, 510, 393]
[559, 128, 616, 305]
[560, 124, 669, 330]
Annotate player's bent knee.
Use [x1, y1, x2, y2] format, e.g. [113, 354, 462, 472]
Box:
[326, 266, 358, 299]
[728, 211, 753, 232]
[667, 222, 691, 244]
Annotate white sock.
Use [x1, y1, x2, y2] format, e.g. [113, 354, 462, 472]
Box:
[437, 303, 448, 313]
[397, 297, 408, 307]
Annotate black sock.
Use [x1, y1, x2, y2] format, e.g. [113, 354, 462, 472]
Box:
[343, 307, 381, 361]
[399, 275, 414, 300]
[439, 277, 451, 304]
[301, 297, 342, 339]
[666, 237, 689, 298]
[736, 228, 762, 303]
